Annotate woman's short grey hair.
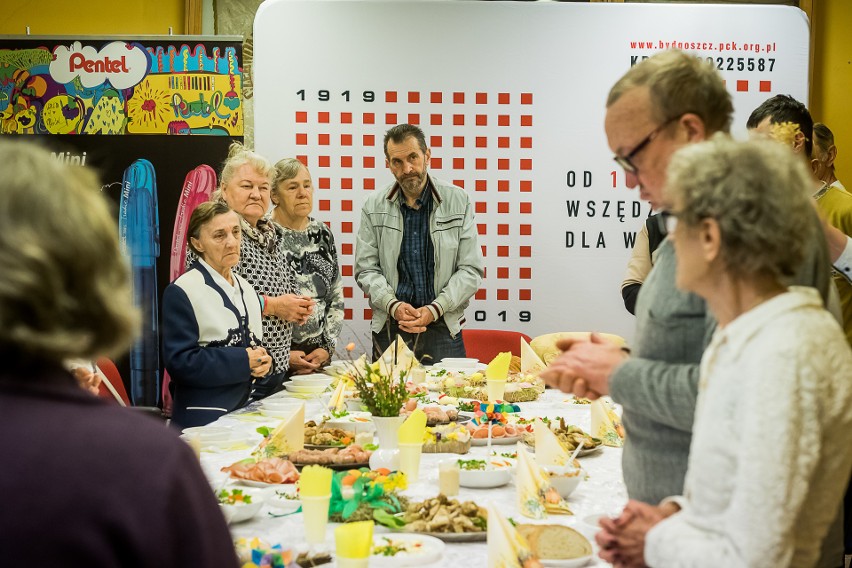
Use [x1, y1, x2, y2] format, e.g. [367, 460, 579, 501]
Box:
[212, 142, 275, 202]
[187, 201, 233, 255]
[271, 158, 307, 203]
[666, 134, 815, 281]
[0, 140, 137, 363]
[607, 49, 733, 136]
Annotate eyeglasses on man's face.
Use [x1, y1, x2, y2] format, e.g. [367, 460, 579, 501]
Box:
[613, 114, 684, 174]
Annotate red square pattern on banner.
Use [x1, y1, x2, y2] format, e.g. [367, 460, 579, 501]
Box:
[363, 309, 372, 321]
[760, 81, 772, 92]
[296, 91, 536, 316]
[344, 308, 353, 320]
[737, 80, 748, 92]
[297, 155, 308, 166]
[481, 245, 486, 257]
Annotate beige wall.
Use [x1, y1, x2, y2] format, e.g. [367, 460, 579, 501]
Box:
[811, 0, 852, 182]
[0, 0, 184, 35]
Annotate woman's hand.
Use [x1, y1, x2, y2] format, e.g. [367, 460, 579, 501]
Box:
[269, 294, 316, 324]
[596, 500, 668, 568]
[289, 350, 319, 374]
[72, 366, 102, 396]
[303, 348, 330, 368]
[247, 346, 273, 377]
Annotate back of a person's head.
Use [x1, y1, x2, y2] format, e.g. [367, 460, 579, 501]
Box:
[0, 140, 137, 367]
[813, 122, 836, 159]
[607, 49, 733, 136]
[667, 135, 814, 281]
[746, 94, 814, 158]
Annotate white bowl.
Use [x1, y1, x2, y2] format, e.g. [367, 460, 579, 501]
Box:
[265, 486, 301, 513]
[542, 465, 583, 498]
[217, 489, 265, 524]
[345, 398, 365, 412]
[181, 426, 231, 443]
[289, 374, 334, 388]
[284, 382, 328, 394]
[325, 411, 375, 434]
[458, 462, 513, 488]
[438, 357, 479, 368]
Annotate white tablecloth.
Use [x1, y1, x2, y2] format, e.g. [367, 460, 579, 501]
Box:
[198, 390, 627, 566]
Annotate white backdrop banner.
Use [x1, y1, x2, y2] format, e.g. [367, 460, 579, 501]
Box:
[253, 0, 808, 347]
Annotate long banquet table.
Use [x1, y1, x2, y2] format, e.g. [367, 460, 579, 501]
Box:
[197, 389, 627, 566]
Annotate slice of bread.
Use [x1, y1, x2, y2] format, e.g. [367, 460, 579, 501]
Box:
[516, 524, 592, 560]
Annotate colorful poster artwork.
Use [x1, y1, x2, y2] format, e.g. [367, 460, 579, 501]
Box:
[0, 39, 243, 136]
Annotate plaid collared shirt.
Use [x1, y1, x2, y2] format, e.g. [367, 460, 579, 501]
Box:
[396, 180, 436, 308]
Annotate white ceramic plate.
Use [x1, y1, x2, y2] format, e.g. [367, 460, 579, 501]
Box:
[370, 533, 445, 566]
[284, 383, 328, 394]
[259, 407, 300, 419]
[433, 362, 488, 373]
[218, 498, 264, 524]
[181, 425, 232, 442]
[470, 434, 521, 446]
[233, 478, 292, 489]
[289, 374, 334, 387]
[437, 357, 480, 368]
[539, 555, 594, 567]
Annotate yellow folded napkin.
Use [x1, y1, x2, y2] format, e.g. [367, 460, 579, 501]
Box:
[328, 378, 348, 411]
[517, 444, 572, 518]
[487, 505, 537, 568]
[591, 398, 624, 447]
[486, 352, 512, 381]
[520, 338, 546, 375]
[378, 336, 416, 380]
[398, 408, 427, 444]
[534, 418, 569, 467]
[300, 465, 333, 497]
[253, 403, 304, 457]
[335, 520, 374, 559]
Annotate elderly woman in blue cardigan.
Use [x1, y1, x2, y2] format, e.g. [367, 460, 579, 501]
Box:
[163, 201, 273, 428]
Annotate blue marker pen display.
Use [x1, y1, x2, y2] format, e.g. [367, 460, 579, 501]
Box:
[119, 159, 161, 407]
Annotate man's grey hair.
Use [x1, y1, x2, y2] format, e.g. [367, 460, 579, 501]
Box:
[667, 134, 814, 281]
[608, 49, 733, 136]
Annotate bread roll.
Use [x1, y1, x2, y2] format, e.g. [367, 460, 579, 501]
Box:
[516, 524, 592, 560]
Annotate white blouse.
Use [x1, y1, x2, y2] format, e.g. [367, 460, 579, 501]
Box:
[645, 287, 852, 568]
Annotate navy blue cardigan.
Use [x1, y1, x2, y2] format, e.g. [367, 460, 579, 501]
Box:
[163, 262, 265, 428]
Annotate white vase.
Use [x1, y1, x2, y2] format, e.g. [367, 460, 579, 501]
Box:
[369, 415, 404, 471]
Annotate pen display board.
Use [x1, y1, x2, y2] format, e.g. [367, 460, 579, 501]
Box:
[253, 1, 808, 346]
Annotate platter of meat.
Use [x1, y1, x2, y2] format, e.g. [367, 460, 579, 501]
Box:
[287, 444, 373, 471]
[222, 457, 300, 487]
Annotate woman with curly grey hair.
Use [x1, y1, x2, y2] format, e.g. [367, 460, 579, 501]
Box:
[203, 143, 316, 395]
[598, 136, 852, 568]
[0, 141, 237, 566]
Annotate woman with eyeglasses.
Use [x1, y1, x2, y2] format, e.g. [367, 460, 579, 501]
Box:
[597, 136, 852, 568]
[164, 202, 272, 428]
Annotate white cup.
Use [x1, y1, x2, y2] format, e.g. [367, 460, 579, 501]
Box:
[301, 494, 330, 545]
